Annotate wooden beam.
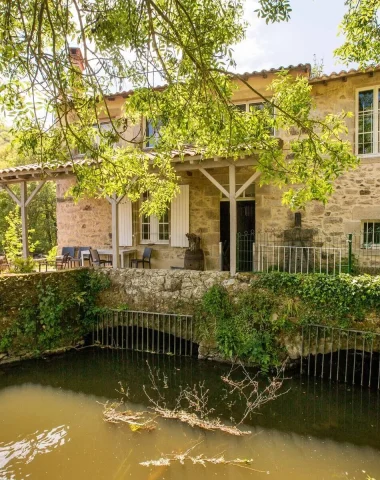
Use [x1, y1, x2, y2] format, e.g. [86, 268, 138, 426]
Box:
[20, 182, 29, 258]
[1, 184, 21, 206]
[174, 157, 257, 172]
[229, 165, 237, 276]
[199, 168, 230, 198]
[25, 180, 46, 207]
[107, 194, 120, 269]
[235, 171, 261, 198]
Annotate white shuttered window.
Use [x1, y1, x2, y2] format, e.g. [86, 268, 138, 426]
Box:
[170, 185, 189, 247]
[118, 197, 133, 246]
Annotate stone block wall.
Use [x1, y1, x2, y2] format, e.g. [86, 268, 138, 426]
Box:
[56, 179, 112, 249]
[97, 268, 231, 314]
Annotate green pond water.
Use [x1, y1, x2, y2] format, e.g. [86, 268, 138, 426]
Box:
[0, 348, 380, 479]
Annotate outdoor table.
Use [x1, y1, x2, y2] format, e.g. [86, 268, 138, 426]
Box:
[80, 248, 137, 268]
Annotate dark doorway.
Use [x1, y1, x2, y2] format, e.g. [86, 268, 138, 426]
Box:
[220, 200, 255, 271]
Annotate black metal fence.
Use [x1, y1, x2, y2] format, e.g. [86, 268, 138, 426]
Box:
[300, 324, 380, 389]
[236, 229, 380, 275]
[93, 310, 197, 356]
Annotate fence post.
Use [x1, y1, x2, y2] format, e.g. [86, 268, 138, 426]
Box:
[219, 241, 223, 271]
[347, 233, 353, 274]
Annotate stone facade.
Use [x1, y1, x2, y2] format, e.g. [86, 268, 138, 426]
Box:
[57, 166, 257, 270]
[98, 268, 230, 314]
[56, 68, 380, 270]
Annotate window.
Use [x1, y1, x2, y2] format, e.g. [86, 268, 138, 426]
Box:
[363, 221, 380, 248]
[234, 102, 275, 135]
[357, 87, 380, 155]
[93, 121, 120, 148]
[140, 193, 169, 243]
[145, 119, 161, 148]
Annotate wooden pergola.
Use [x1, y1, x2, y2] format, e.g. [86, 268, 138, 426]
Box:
[0, 152, 260, 275]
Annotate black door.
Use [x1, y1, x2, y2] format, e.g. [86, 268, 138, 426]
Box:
[220, 200, 255, 271]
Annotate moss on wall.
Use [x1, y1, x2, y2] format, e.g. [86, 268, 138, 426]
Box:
[0, 269, 110, 360]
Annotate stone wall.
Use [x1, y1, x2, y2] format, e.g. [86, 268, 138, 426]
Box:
[57, 179, 112, 249]
[97, 268, 231, 314]
[0, 269, 95, 361]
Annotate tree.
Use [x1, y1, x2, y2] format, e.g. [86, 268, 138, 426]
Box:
[0, 0, 358, 215]
[0, 124, 57, 254]
[334, 0, 380, 66]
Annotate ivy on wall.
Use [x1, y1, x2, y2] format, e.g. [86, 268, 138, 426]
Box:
[197, 273, 380, 369]
[0, 270, 110, 355]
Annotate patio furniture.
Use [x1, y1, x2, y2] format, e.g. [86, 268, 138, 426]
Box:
[38, 252, 71, 272]
[56, 252, 71, 269]
[0, 252, 9, 271]
[130, 247, 152, 269]
[89, 248, 112, 267]
[80, 248, 136, 268]
[69, 247, 89, 268]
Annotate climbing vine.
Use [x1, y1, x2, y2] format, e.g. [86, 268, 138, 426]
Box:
[197, 273, 380, 369]
[0, 270, 110, 355]
[197, 285, 289, 371]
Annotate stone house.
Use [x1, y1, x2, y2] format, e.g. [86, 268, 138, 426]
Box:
[1, 62, 380, 273]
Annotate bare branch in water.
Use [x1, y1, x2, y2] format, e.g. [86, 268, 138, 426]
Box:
[140, 441, 267, 472]
[100, 400, 157, 432]
[222, 361, 290, 425]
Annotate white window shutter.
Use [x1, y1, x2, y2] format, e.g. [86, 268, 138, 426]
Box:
[118, 197, 133, 246]
[170, 185, 189, 247]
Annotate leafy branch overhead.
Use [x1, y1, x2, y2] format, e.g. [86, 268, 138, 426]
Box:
[0, 0, 360, 215]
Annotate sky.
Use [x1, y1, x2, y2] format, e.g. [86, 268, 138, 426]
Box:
[233, 0, 355, 75]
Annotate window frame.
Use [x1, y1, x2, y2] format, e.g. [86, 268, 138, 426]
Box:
[233, 101, 276, 136]
[139, 194, 170, 245]
[145, 118, 161, 148]
[362, 220, 380, 249]
[355, 86, 380, 157]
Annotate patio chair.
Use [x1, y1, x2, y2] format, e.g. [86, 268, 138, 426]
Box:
[130, 247, 152, 269]
[56, 252, 71, 269]
[89, 248, 112, 267]
[38, 252, 71, 272]
[0, 252, 9, 271]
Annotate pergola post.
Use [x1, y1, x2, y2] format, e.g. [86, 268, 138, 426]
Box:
[229, 165, 237, 276]
[0, 180, 46, 259]
[106, 193, 125, 269]
[111, 195, 120, 269]
[20, 182, 29, 258]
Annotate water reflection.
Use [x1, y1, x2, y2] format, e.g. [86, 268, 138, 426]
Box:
[0, 425, 68, 476]
[0, 350, 379, 479]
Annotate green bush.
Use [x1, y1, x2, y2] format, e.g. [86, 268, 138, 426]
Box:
[0, 270, 111, 354]
[9, 257, 36, 273]
[197, 272, 380, 369]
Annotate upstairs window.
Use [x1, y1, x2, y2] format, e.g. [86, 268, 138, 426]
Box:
[145, 119, 161, 148]
[234, 102, 275, 135]
[357, 87, 380, 155]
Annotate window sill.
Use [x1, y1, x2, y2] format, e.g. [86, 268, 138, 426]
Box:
[140, 240, 169, 245]
[357, 153, 380, 159]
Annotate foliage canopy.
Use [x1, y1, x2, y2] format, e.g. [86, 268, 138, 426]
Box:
[0, 0, 361, 214]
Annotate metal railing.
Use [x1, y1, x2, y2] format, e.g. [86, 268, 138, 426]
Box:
[300, 324, 380, 388]
[236, 229, 380, 275]
[93, 310, 196, 356]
